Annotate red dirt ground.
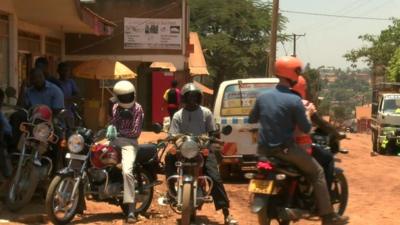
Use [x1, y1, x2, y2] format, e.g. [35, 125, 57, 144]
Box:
[1, 133, 400, 225]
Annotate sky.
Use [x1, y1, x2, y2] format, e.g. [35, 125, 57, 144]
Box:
[266, 0, 400, 69]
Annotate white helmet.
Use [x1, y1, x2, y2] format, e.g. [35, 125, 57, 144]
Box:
[113, 80, 136, 109]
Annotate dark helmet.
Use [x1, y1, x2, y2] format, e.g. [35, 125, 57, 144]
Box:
[181, 83, 202, 104]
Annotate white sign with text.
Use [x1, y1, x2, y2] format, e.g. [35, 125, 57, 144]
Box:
[124, 18, 182, 50]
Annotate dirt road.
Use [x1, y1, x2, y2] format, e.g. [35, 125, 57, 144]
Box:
[1, 133, 400, 225]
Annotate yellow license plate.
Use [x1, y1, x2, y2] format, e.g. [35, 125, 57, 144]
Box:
[248, 179, 276, 195]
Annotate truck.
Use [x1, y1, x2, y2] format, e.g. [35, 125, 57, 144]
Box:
[371, 82, 400, 155]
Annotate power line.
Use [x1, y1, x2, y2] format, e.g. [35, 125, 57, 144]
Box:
[280, 9, 392, 21]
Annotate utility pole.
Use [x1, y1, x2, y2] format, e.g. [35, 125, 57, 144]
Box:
[291, 33, 305, 57]
[267, 0, 279, 77]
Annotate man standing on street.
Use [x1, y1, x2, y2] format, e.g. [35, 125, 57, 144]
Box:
[163, 80, 181, 120]
[249, 56, 349, 225]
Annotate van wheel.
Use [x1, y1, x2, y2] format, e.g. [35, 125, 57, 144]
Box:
[219, 164, 231, 180]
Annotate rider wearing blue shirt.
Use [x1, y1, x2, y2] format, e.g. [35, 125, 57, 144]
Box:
[249, 56, 349, 225]
[24, 68, 64, 113]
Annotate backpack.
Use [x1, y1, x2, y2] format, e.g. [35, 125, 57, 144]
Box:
[167, 88, 178, 104]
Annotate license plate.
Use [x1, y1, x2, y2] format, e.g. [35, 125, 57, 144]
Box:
[66, 153, 87, 161]
[248, 179, 276, 195]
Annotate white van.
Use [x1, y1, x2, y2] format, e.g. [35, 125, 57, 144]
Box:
[213, 78, 279, 177]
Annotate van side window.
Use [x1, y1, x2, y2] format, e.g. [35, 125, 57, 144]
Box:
[221, 83, 275, 117]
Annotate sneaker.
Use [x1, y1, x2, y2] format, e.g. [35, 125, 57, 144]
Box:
[322, 213, 349, 225]
[224, 215, 238, 225]
[126, 213, 137, 224]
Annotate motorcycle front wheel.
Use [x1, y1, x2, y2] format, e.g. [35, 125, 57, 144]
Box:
[180, 182, 194, 225]
[45, 175, 81, 225]
[5, 161, 40, 211]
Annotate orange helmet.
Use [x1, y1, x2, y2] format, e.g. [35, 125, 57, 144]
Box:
[275, 56, 303, 82]
[292, 75, 307, 99]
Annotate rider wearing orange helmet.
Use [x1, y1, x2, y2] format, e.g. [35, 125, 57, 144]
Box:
[249, 56, 349, 225]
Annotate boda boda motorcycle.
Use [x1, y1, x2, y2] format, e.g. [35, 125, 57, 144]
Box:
[248, 130, 348, 225]
[45, 126, 163, 225]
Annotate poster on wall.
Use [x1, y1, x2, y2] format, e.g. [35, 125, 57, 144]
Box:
[124, 18, 182, 50]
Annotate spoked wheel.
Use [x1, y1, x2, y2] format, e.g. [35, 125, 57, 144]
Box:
[121, 170, 154, 216]
[5, 162, 39, 211]
[330, 172, 348, 215]
[257, 207, 290, 225]
[45, 175, 81, 225]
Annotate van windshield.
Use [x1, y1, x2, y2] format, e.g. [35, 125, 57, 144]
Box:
[221, 83, 276, 116]
[383, 95, 400, 113]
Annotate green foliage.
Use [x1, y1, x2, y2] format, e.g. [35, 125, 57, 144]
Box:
[344, 19, 400, 71]
[303, 63, 321, 104]
[189, 0, 287, 89]
[318, 72, 371, 122]
[388, 48, 400, 82]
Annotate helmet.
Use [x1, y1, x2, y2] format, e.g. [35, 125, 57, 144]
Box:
[113, 80, 136, 109]
[292, 75, 307, 99]
[90, 144, 120, 169]
[181, 83, 202, 104]
[31, 105, 52, 122]
[275, 56, 303, 82]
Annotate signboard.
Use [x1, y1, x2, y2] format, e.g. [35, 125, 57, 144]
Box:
[124, 18, 182, 50]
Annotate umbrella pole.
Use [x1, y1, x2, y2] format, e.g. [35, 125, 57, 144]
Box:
[99, 80, 106, 127]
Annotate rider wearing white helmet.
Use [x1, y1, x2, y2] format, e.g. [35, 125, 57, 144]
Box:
[108, 80, 144, 224]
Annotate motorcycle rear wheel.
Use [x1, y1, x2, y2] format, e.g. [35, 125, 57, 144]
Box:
[257, 207, 290, 225]
[331, 172, 348, 215]
[45, 175, 81, 225]
[121, 169, 154, 216]
[5, 162, 39, 212]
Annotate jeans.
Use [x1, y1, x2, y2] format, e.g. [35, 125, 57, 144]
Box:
[112, 137, 138, 204]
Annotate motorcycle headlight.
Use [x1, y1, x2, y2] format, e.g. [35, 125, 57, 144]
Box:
[180, 138, 200, 159]
[33, 123, 51, 141]
[68, 134, 85, 153]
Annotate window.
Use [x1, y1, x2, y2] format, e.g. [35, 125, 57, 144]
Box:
[382, 95, 400, 113]
[221, 82, 276, 116]
[0, 14, 9, 89]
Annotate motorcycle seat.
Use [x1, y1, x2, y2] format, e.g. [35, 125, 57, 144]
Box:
[267, 157, 302, 177]
[136, 144, 158, 164]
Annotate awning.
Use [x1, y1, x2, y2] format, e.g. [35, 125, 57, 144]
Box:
[189, 32, 209, 76]
[194, 81, 213, 95]
[14, 0, 115, 35]
[150, 62, 177, 72]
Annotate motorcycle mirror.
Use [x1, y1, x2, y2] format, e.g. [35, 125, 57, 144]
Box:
[152, 123, 163, 134]
[221, 125, 232, 135]
[5, 87, 17, 98]
[57, 109, 68, 120]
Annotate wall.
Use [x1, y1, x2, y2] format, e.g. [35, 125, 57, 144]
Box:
[65, 0, 183, 56]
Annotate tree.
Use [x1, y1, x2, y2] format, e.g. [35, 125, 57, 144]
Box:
[302, 63, 321, 104]
[189, 0, 287, 92]
[388, 48, 400, 82]
[344, 19, 400, 78]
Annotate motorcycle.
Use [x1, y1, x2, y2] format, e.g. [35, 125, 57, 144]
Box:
[248, 129, 349, 225]
[163, 127, 231, 225]
[5, 105, 61, 211]
[45, 125, 164, 225]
